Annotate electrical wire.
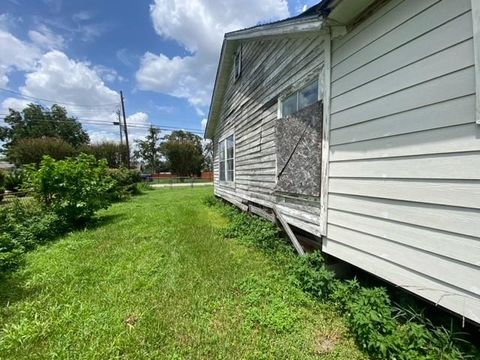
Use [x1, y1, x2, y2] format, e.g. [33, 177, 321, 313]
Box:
[0, 116, 204, 134]
[0, 87, 119, 108]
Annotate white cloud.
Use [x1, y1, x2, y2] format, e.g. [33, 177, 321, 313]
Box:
[0, 30, 40, 86]
[136, 0, 289, 111]
[201, 118, 207, 130]
[1, 97, 31, 113]
[72, 11, 93, 22]
[19, 50, 119, 118]
[93, 64, 124, 83]
[28, 24, 65, 50]
[0, 13, 22, 32]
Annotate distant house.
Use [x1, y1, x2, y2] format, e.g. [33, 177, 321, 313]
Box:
[205, 0, 480, 324]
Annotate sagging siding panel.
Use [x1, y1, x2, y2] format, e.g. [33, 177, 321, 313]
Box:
[325, 0, 480, 322]
[213, 35, 325, 236]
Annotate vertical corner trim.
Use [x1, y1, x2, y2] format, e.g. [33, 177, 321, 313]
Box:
[472, 0, 480, 123]
[320, 30, 332, 236]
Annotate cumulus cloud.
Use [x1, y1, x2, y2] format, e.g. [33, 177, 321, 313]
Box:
[201, 118, 207, 130]
[0, 30, 40, 87]
[136, 0, 289, 111]
[88, 112, 150, 144]
[28, 24, 65, 50]
[18, 50, 119, 118]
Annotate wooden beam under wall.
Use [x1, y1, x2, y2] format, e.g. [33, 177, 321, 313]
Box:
[273, 205, 306, 256]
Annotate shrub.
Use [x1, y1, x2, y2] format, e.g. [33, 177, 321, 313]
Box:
[8, 137, 76, 166]
[0, 186, 4, 202]
[107, 168, 141, 201]
[27, 154, 115, 225]
[289, 251, 337, 300]
[0, 198, 62, 272]
[80, 142, 128, 168]
[0, 170, 5, 186]
[4, 169, 25, 192]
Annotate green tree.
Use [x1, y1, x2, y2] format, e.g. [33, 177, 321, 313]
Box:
[81, 141, 128, 168]
[160, 130, 204, 177]
[9, 137, 76, 166]
[0, 104, 89, 160]
[134, 127, 162, 173]
[203, 140, 213, 171]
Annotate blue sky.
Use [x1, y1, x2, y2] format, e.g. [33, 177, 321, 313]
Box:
[0, 0, 319, 142]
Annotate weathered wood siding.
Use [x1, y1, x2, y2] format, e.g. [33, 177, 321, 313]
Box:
[213, 35, 325, 236]
[323, 0, 480, 322]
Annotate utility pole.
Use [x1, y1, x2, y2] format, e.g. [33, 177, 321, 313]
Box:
[120, 91, 130, 168]
[116, 110, 123, 146]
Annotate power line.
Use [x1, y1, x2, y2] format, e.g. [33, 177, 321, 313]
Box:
[0, 87, 119, 108]
[0, 117, 204, 135]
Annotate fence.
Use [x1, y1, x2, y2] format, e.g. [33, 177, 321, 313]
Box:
[141, 175, 213, 189]
[0, 190, 34, 206]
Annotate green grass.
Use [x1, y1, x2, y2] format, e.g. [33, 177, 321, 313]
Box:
[0, 187, 366, 359]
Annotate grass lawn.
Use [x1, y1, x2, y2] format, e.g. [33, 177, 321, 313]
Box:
[0, 187, 366, 359]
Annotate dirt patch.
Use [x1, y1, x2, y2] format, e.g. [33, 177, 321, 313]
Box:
[314, 329, 342, 355]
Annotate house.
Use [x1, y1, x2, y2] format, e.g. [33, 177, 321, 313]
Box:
[204, 0, 480, 324]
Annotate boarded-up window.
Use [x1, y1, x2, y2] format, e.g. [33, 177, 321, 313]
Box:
[275, 101, 322, 197]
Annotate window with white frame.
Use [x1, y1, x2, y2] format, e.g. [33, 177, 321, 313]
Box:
[219, 134, 235, 182]
[280, 79, 320, 117]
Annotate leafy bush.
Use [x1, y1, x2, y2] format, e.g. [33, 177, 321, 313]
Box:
[206, 196, 478, 360]
[80, 142, 128, 168]
[8, 137, 76, 166]
[27, 154, 115, 225]
[289, 251, 337, 300]
[0, 198, 61, 272]
[0, 186, 4, 202]
[107, 168, 141, 201]
[4, 169, 25, 192]
[0, 170, 5, 186]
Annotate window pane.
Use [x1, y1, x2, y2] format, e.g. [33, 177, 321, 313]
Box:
[219, 141, 225, 161]
[282, 93, 297, 117]
[227, 159, 234, 181]
[226, 135, 234, 159]
[298, 80, 318, 110]
[219, 160, 226, 181]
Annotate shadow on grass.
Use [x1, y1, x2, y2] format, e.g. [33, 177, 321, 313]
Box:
[85, 213, 125, 230]
[0, 213, 125, 311]
[0, 271, 38, 310]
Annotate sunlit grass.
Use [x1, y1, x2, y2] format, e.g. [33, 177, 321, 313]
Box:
[0, 187, 365, 359]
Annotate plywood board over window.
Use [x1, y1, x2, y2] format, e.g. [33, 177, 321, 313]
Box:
[275, 101, 323, 197]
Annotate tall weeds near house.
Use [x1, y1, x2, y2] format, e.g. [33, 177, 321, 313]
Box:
[205, 195, 479, 360]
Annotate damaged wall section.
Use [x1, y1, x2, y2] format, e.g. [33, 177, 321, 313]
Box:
[275, 101, 323, 197]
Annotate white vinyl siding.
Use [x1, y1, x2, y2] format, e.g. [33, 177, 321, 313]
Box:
[324, 0, 480, 323]
[471, 0, 480, 123]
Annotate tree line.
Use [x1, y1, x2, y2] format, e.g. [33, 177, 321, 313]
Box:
[0, 104, 213, 175]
